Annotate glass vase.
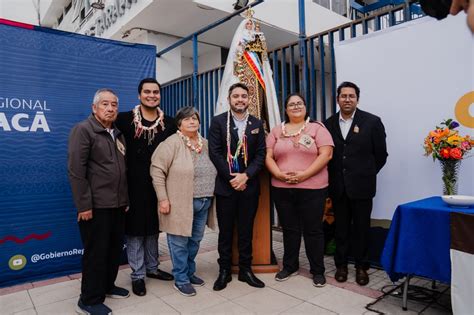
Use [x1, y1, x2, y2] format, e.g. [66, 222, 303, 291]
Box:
[440, 159, 460, 195]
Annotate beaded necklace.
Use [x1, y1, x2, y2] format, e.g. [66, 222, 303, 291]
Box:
[226, 110, 249, 173]
[281, 117, 310, 137]
[177, 130, 203, 154]
[132, 105, 165, 145]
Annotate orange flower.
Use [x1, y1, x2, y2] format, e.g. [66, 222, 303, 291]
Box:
[440, 147, 451, 159]
[430, 128, 449, 139]
[430, 128, 449, 144]
[466, 135, 474, 145]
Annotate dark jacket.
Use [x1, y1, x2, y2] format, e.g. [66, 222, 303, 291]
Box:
[68, 114, 128, 212]
[115, 111, 176, 236]
[324, 109, 388, 200]
[208, 112, 266, 197]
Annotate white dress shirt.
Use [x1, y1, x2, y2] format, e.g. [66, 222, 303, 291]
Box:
[232, 111, 249, 141]
[339, 109, 356, 140]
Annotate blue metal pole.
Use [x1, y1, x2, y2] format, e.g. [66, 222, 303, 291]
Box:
[389, 11, 396, 26]
[318, 35, 326, 121]
[405, 1, 412, 21]
[272, 51, 280, 106]
[192, 34, 198, 108]
[328, 31, 337, 117]
[290, 45, 296, 94]
[281, 47, 288, 116]
[362, 19, 369, 35]
[375, 15, 381, 31]
[309, 38, 316, 120]
[298, 0, 308, 101]
[204, 72, 209, 137]
[199, 73, 204, 133]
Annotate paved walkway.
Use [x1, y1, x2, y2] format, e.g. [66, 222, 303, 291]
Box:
[0, 230, 451, 314]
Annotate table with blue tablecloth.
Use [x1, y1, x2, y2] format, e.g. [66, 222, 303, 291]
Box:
[381, 196, 474, 284]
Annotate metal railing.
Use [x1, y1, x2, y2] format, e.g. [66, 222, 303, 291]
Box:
[161, 1, 423, 134]
[161, 67, 224, 138]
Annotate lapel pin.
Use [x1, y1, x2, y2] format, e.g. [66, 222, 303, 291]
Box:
[354, 125, 359, 133]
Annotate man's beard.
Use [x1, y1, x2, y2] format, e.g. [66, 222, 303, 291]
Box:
[230, 104, 248, 114]
[140, 101, 160, 109]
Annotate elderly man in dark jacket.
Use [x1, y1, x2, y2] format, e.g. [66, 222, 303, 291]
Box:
[68, 88, 130, 315]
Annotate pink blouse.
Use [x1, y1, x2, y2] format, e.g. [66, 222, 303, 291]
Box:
[266, 122, 334, 189]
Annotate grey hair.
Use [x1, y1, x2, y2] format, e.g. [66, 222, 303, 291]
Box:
[93, 88, 119, 105]
[175, 106, 200, 127]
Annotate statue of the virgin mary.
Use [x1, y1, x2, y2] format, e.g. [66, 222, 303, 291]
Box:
[215, 11, 281, 131]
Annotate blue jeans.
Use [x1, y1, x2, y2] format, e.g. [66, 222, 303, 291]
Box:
[167, 197, 211, 285]
[126, 234, 159, 280]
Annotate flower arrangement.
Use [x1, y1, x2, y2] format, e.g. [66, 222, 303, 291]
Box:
[423, 119, 473, 161]
[423, 119, 473, 195]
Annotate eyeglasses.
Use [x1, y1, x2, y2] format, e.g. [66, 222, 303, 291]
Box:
[339, 94, 357, 100]
[287, 102, 305, 109]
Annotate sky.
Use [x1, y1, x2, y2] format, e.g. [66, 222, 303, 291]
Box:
[0, 0, 43, 25]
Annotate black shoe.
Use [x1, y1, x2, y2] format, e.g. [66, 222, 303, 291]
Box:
[238, 270, 265, 288]
[335, 266, 348, 283]
[356, 268, 369, 286]
[76, 299, 112, 315]
[275, 269, 299, 282]
[312, 274, 326, 287]
[146, 269, 174, 281]
[213, 270, 232, 291]
[132, 279, 146, 296]
[106, 286, 129, 299]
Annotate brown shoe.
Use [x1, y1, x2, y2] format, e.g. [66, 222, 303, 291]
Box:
[334, 266, 348, 282]
[356, 268, 369, 286]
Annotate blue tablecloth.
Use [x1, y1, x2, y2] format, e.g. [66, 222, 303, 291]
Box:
[381, 196, 474, 284]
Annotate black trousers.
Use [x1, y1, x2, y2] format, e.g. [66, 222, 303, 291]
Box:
[215, 190, 259, 271]
[273, 187, 327, 275]
[78, 207, 125, 305]
[333, 192, 372, 270]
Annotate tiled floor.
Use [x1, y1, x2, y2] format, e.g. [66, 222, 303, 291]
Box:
[0, 230, 452, 314]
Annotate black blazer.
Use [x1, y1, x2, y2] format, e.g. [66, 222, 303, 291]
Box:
[208, 112, 266, 197]
[324, 109, 388, 200]
[115, 111, 177, 236]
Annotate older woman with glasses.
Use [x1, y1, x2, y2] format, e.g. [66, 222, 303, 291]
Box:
[266, 93, 334, 287]
[150, 106, 217, 297]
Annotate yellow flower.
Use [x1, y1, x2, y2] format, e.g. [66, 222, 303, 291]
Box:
[447, 134, 462, 145]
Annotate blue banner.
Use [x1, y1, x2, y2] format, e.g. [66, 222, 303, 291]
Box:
[0, 22, 156, 287]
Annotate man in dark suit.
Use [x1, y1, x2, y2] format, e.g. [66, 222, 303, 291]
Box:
[209, 82, 266, 291]
[324, 81, 388, 286]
